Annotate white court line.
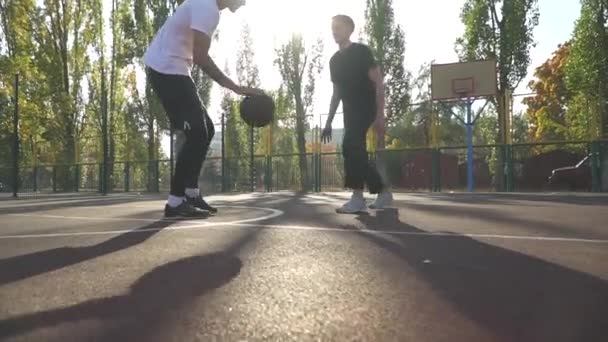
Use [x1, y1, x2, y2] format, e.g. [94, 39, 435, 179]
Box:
[1, 211, 607, 244]
[0, 206, 283, 239]
[4, 206, 282, 224]
[222, 223, 608, 244]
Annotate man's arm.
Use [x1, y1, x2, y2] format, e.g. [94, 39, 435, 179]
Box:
[325, 84, 341, 128]
[192, 30, 239, 92]
[369, 65, 386, 139]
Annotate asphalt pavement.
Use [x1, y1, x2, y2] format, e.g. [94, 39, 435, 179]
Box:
[0, 192, 607, 342]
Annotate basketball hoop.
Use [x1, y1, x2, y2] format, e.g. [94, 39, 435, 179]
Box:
[430, 60, 497, 193]
[430, 60, 496, 101]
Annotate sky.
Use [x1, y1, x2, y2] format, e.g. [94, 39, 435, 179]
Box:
[201, 0, 582, 126]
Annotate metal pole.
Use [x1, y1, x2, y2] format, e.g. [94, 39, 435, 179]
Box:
[170, 130, 174, 181]
[466, 98, 474, 193]
[101, 72, 108, 195]
[12, 74, 19, 198]
[250, 126, 254, 192]
[221, 113, 225, 192]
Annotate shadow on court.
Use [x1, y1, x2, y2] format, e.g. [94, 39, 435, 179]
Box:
[404, 202, 608, 240]
[0, 220, 173, 286]
[414, 193, 608, 207]
[0, 225, 260, 341]
[350, 209, 608, 342]
[0, 196, 156, 215]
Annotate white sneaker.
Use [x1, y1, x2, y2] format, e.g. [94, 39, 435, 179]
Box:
[336, 195, 367, 214]
[369, 191, 393, 209]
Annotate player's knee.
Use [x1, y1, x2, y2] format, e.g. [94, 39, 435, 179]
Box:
[182, 117, 207, 146]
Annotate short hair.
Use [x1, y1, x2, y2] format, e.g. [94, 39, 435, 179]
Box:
[332, 14, 355, 33]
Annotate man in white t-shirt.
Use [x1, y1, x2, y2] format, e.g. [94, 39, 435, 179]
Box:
[144, 0, 264, 219]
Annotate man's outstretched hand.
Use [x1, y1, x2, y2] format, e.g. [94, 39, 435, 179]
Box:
[321, 125, 332, 144]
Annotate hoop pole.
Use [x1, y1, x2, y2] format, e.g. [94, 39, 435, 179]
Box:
[466, 98, 474, 193]
[12, 74, 19, 198]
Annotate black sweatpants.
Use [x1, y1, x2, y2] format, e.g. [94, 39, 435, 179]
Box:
[147, 67, 214, 197]
[342, 113, 384, 194]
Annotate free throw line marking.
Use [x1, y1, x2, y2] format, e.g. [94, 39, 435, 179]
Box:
[0, 206, 283, 239]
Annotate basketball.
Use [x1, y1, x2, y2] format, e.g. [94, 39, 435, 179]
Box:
[239, 94, 275, 128]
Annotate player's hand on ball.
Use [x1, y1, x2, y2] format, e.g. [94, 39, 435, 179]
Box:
[235, 86, 266, 97]
[321, 125, 332, 144]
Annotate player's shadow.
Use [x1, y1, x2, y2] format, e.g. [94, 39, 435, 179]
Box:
[0, 251, 243, 341]
[351, 209, 608, 342]
[419, 193, 608, 207]
[0, 220, 172, 286]
[403, 201, 608, 240]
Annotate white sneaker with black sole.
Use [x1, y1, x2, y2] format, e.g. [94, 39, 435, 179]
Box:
[336, 195, 368, 214]
[369, 191, 394, 209]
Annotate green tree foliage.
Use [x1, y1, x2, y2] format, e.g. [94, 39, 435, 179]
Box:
[0, 0, 38, 174]
[364, 0, 411, 127]
[456, 0, 539, 134]
[387, 63, 464, 149]
[236, 23, 261, 189]
[275, 34, 323, 191]
[524, 42, 570, 141]
[456, 0, 539, 189]
[565, 0, 608, 139]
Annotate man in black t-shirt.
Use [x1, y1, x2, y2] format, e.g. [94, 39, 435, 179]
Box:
[322, 14, 393, 214]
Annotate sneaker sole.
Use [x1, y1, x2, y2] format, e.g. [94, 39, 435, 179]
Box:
[164, 210, 210, 220]
[336, 208, 369, 215]
[163, 215, 210, 220]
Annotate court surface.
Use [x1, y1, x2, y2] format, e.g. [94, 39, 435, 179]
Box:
[1, 192, 607, 342]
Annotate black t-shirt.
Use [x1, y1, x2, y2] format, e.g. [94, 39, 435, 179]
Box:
[330, 43, 377, 119]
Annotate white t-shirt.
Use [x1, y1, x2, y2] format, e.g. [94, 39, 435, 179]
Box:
[144, 0, 220, 76]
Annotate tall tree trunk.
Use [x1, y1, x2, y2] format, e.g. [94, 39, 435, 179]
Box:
[147, 119, 156, 192]
[295, 98, 308, 191]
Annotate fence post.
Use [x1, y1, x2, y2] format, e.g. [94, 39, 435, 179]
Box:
[170, 130, 174, 180]
[220, 113, 226, 193]
[124, 162, 130, 192]
[74, 164, 80, 192]
[98, 163, 103, 192]
[590, 141, 601, 193]
[250, 126, 255, 193]
[432, 148, 441, 192]
[505, 144, 514, 192]
[52, 166, 57, 193]
[12, 74, 19, 198]
[318, 153, 323, 193]
[33, 166, 38, 193]
[265, 155, 272, 192]
[316, 153, 321, 193]
[155, 160, 160, 193]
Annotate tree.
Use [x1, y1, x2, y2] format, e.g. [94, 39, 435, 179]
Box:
[29, 0, 101, 190]
[456, 0, 540, 189]
[275, 34, 323, 191]
[387, 63, 464, 149]
[0, 0, 40, 172]
[220, 78, 242, 191]
[122, 0, 181, 190]
[565, 0, 608, 140]
[364, 0, 411, 128]
[236, 23, 261, 191]
[524, 42, 571, 142]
